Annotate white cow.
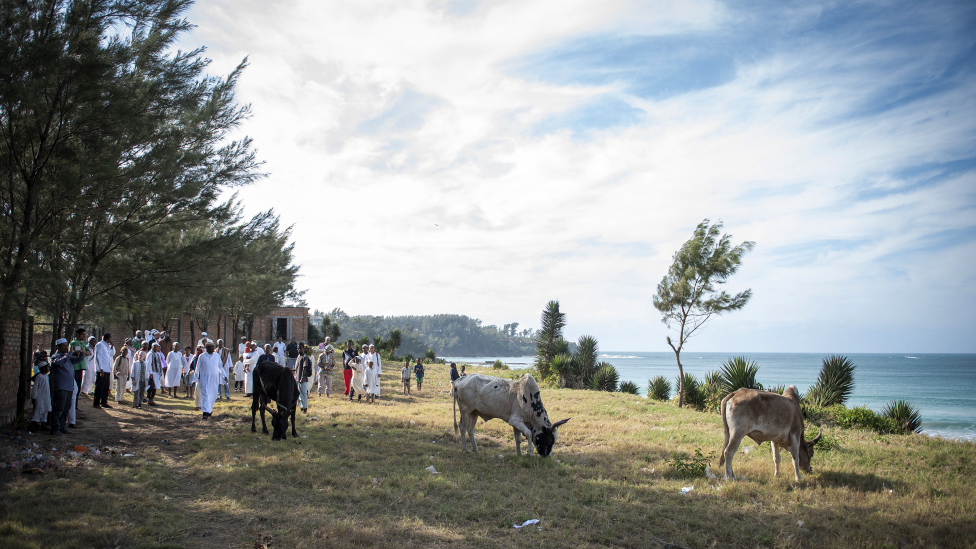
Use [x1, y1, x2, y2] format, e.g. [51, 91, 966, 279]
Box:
[452, 373, 570, 456]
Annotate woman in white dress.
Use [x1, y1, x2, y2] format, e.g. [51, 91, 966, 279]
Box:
[363, 344, 380, 404]
[243, 342, 263, 396]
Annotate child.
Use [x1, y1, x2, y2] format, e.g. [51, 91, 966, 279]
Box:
[413, 358, 425, 391]
[317, 348, 334, 397]
[348, 356, 365, 402]
[233, 357, 245, 392]
[31, 361, 52, 430]
[400, 360, 411, 395]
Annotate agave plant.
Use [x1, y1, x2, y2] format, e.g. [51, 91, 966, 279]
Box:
[675, 372, 705, 409]
[806, 355, 857, 407]
[703, 370, 723, 391]
[719, 356, 761, 394]
[766, 384, 786, 395]
[550, 353, 573, 386]
[590, 362, 619, 391]
[619, 380, 639, 394]
[647, 376, 671, 401]
[881, 400, 923, 434]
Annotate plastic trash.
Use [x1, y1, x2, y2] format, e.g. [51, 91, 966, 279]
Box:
[705, 467, 716, 479]
[513, 519, 540, 529]
[426, 465, 439, 474]
[680, 486, 694, 494]
[797, 520, 804, 527]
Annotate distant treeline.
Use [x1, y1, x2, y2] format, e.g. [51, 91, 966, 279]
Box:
[320, 309, 535, 357]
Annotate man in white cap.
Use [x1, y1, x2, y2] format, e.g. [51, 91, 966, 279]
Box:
[50, 338, 84, 435]
[197, 342, 222, 418]
[197, 332, 209, 349]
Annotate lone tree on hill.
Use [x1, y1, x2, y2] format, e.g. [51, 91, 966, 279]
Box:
[653, 219, 755, 407]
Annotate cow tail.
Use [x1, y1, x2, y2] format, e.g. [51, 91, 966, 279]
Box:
[719, 392, 731, 466]
[452, 381, 459, 436]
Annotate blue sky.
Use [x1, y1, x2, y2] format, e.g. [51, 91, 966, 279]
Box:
[181, 0, 976, 352]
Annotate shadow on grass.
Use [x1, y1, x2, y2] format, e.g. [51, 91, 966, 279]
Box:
[816, 470, 901, 492]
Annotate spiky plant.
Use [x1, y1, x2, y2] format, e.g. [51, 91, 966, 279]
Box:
[703, 370, 723, 391]
[882, 400, 923, 434]
[675, 373, 705, 409]
[806, 355, 857, 407]
[534, 300, 567, 381]
[619, 380, 639, 394]
[550, 353, 573, 386]
[767, 384, 786, 395]
[590, 362, 619, 392]
[719, 356, 761, 393]
[565, 335, 599, 389]
[648, 376, 671, 401]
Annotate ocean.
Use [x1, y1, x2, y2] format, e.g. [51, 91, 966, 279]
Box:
[441, 352, 976, 442]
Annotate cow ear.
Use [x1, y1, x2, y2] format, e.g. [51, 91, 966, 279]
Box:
[552, 418, 571, 428]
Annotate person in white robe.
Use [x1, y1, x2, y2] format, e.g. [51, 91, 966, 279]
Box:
[113, 347, 131, 403]
[81, 336, 97, 395]
[244, 343, 264, 395]
[147, 343, 166, 405]
[165, 345, 184, 396]
[348, 355, 365, 402]
[131, 344, 150, 408]
[216, 339, 233, 400]
[180, 347, 193, 397]
[233, 358, 245, 392]
[197, 343, 223, 418]
[67, 378, 79, 426]
[365, 344, 382, 398]
[273, 337, 287, 366]
[31, 362, 52, 428]
[197, 331, 210, 349]
[123, 339, 136, 392]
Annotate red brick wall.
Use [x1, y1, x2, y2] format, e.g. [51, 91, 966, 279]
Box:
[0, 319, 23, 424]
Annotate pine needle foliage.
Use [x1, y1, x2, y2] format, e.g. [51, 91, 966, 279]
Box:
[647, 376, 671, 401]
[882, 400, 923, 434]
[653, 220, 755, 407]
[806, 355, 857, 407]
[590, 362, 619, 392]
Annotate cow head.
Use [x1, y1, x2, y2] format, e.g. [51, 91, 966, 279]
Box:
[271, 407, 290, 440]
[799, 428, 822, 472]
[532, 418, 571, 457]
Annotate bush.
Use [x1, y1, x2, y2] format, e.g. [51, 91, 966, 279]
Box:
[492, 359, 509, 370]
[767, 384, 786, 395]
[882, 400, 923, 434]
[618, 380, 639, 394]
[590, 363, 619, 392]
[674, 372, 705, 410]
[647, 376, 671, 401]
[834, 405, 902, 434]
[701, 370, 725, 412]
[719, 356, 761, 393]
[806, 355, 856, 407]
[666, 448, 714, 478]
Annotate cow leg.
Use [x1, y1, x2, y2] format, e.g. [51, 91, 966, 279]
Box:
[291, 403, 298, 438]
[771, 442, 781, 477]
[509, 419, 533, 456]
[790, 435, 802, 481]
[260, 400, 270, 435]
[466, 412, 479, 453]
[251, 394, 259, 433]
[513, 428, 522, 456]
[723, 430, 745, 480]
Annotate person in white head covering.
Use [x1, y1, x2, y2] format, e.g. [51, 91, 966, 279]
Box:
[216, 339, 232, 400]
[31, 360, 52, 428]
[347, 355, 365, 402]
[113, 345, 131, 404]
[165, 342, 184, 397]
[196, 342, 223, 418]
[243, 341, 264, 396]
[80, 336, 97, 395]
[197, 332, 210, 349]
[364, 344, 382, 400]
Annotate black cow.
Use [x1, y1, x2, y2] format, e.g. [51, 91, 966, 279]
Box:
[251, 362, 299, 440]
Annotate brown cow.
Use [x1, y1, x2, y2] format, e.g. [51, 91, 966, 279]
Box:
[719, 385, 821, 481]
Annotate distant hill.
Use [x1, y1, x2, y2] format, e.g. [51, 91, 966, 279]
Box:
[321, 309, 536, 358]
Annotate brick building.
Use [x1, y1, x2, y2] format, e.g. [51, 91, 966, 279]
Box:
[0, 318, 30, 424]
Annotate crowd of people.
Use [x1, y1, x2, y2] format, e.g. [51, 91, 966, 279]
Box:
[28, 328, 453, 435]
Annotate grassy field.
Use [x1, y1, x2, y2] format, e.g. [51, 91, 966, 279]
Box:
[1, 362, 974, 548]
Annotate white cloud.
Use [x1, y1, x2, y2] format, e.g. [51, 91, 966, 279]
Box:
[179, 0, 976, 352]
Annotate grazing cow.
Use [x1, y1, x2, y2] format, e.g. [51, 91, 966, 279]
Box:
[452, 373, 570, 457]
[251, 361, 299, 440]
[719, 385, 822, 481]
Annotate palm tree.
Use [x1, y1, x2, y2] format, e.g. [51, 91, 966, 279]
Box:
[534, 300, 566, 381]
[806, 355, 856, 407]
[388, 329, 402, 356]
[565, 335, 598, 389]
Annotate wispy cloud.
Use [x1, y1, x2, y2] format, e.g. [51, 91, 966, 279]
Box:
[181, 0, 976, 352]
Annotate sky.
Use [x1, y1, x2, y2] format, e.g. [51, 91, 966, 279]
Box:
[178, 0, 976, 353]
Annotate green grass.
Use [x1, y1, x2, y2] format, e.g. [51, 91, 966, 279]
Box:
[1, 363, 974, 548]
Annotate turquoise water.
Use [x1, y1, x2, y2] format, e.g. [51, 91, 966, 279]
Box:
[443, 353, 976, 441]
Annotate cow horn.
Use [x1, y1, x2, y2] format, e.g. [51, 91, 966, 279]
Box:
[552, 418, 571, 428]
[810, 428, 822, 444]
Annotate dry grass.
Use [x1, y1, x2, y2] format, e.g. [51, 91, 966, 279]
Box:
[1, 363, 974, 548]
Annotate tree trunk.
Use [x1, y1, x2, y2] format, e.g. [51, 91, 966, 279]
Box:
[15, 310, 32, 426]
[674, 350, 684, 408]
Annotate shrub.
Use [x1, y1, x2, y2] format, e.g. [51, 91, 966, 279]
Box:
[701, 370, 725, 412]
[719, 356, 761, 393]
[647, 376, 671, 401]
[590, 363, 619, 392]
[492, 359, 509, 370]
[674, 373, 705, 410]
[882, 400, 923, 434]
[767, 384, 786, 395]
[618, 380, 639, 394]
[666, 448, 714, 478]
[834, 405, 901, 434]
[806, 355, 856, 407]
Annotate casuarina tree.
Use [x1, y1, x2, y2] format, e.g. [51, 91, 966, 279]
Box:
[653, 219, 755, 407]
